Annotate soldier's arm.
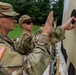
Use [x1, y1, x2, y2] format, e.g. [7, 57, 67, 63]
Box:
[49, 16, 76, 45]
[50, 26, 65, 44]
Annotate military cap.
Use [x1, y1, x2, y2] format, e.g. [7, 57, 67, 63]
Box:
[19, 15, 35, 24]
[0, 2, 19, 16]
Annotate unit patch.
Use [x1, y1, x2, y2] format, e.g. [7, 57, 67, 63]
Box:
[0, 46, 6, 59]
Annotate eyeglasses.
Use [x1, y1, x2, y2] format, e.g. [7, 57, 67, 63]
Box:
[0, 16, 17, 20]
[22, 21, 33, 25]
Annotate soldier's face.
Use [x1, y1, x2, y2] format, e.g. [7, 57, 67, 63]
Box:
[22, 21, 33, 31]
[0, 15, 17, 32]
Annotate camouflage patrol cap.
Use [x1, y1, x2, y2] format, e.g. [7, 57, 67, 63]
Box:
[0, 2, 19, 16]
[19, 15, 35, 24]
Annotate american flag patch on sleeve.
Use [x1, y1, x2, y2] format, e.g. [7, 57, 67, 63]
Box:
[0, 46, 6, 59]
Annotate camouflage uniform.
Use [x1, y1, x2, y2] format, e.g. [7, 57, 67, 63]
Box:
[50, 26, 65, 45]
[15, 31, 42, 55]
[15, 32, 34, 55]
[15, 26, 65, 55]
[0, 26, 65, 75]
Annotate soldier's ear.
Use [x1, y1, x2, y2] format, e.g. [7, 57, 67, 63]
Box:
[21, 23, 25, 28]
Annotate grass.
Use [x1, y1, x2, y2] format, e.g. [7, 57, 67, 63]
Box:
[8, 24, 41, 39]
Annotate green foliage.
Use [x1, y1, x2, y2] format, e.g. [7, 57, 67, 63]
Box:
[51, 0, 64, 26]
[28, 0, 51, 24]
[0, 0, 64, 25]
[1, 0, 51, 24]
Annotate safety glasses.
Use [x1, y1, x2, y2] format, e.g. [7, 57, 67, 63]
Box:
[0, 16, 17, 20]
[22, 20, 33, 25]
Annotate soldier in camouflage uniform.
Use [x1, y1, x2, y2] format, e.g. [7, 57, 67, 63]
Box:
[0, 2, 76, 75]
[15, 15, 36, 55]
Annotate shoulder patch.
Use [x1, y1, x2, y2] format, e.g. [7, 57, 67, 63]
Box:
[0, 46, 6, 60]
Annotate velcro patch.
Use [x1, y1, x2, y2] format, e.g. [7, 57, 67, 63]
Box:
[0, 46, 6, 60]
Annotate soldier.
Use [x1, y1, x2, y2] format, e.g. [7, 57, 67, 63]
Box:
[0, 1, 76, 75]
[16, 15, 45, 55]
[15, 15, 36, 55]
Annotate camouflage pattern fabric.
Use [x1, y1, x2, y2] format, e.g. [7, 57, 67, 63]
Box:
[0, 26, 65, 75]
[0, 32, 51, 75]
[34, 26, 65, 45]
[14, 29, 41, 55]
[15, 32, 34, 55]
[19, 15, 35, 24]
[50, 26, 65, 45]
[15, 29, 43, 55]
[0, 2, 19, 16]
[15, 26, 65, 56]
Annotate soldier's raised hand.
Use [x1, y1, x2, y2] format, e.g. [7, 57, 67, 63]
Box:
[42, 11, 54, 36]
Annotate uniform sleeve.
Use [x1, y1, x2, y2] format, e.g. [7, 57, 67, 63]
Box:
[50, 26, 65, 44]
[24, 35, 51, 75]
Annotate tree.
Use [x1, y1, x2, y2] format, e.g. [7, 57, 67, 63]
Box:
[28, 0, 51, 24]
[0, 0, 64, 25]
[51, 0, 64, 26]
